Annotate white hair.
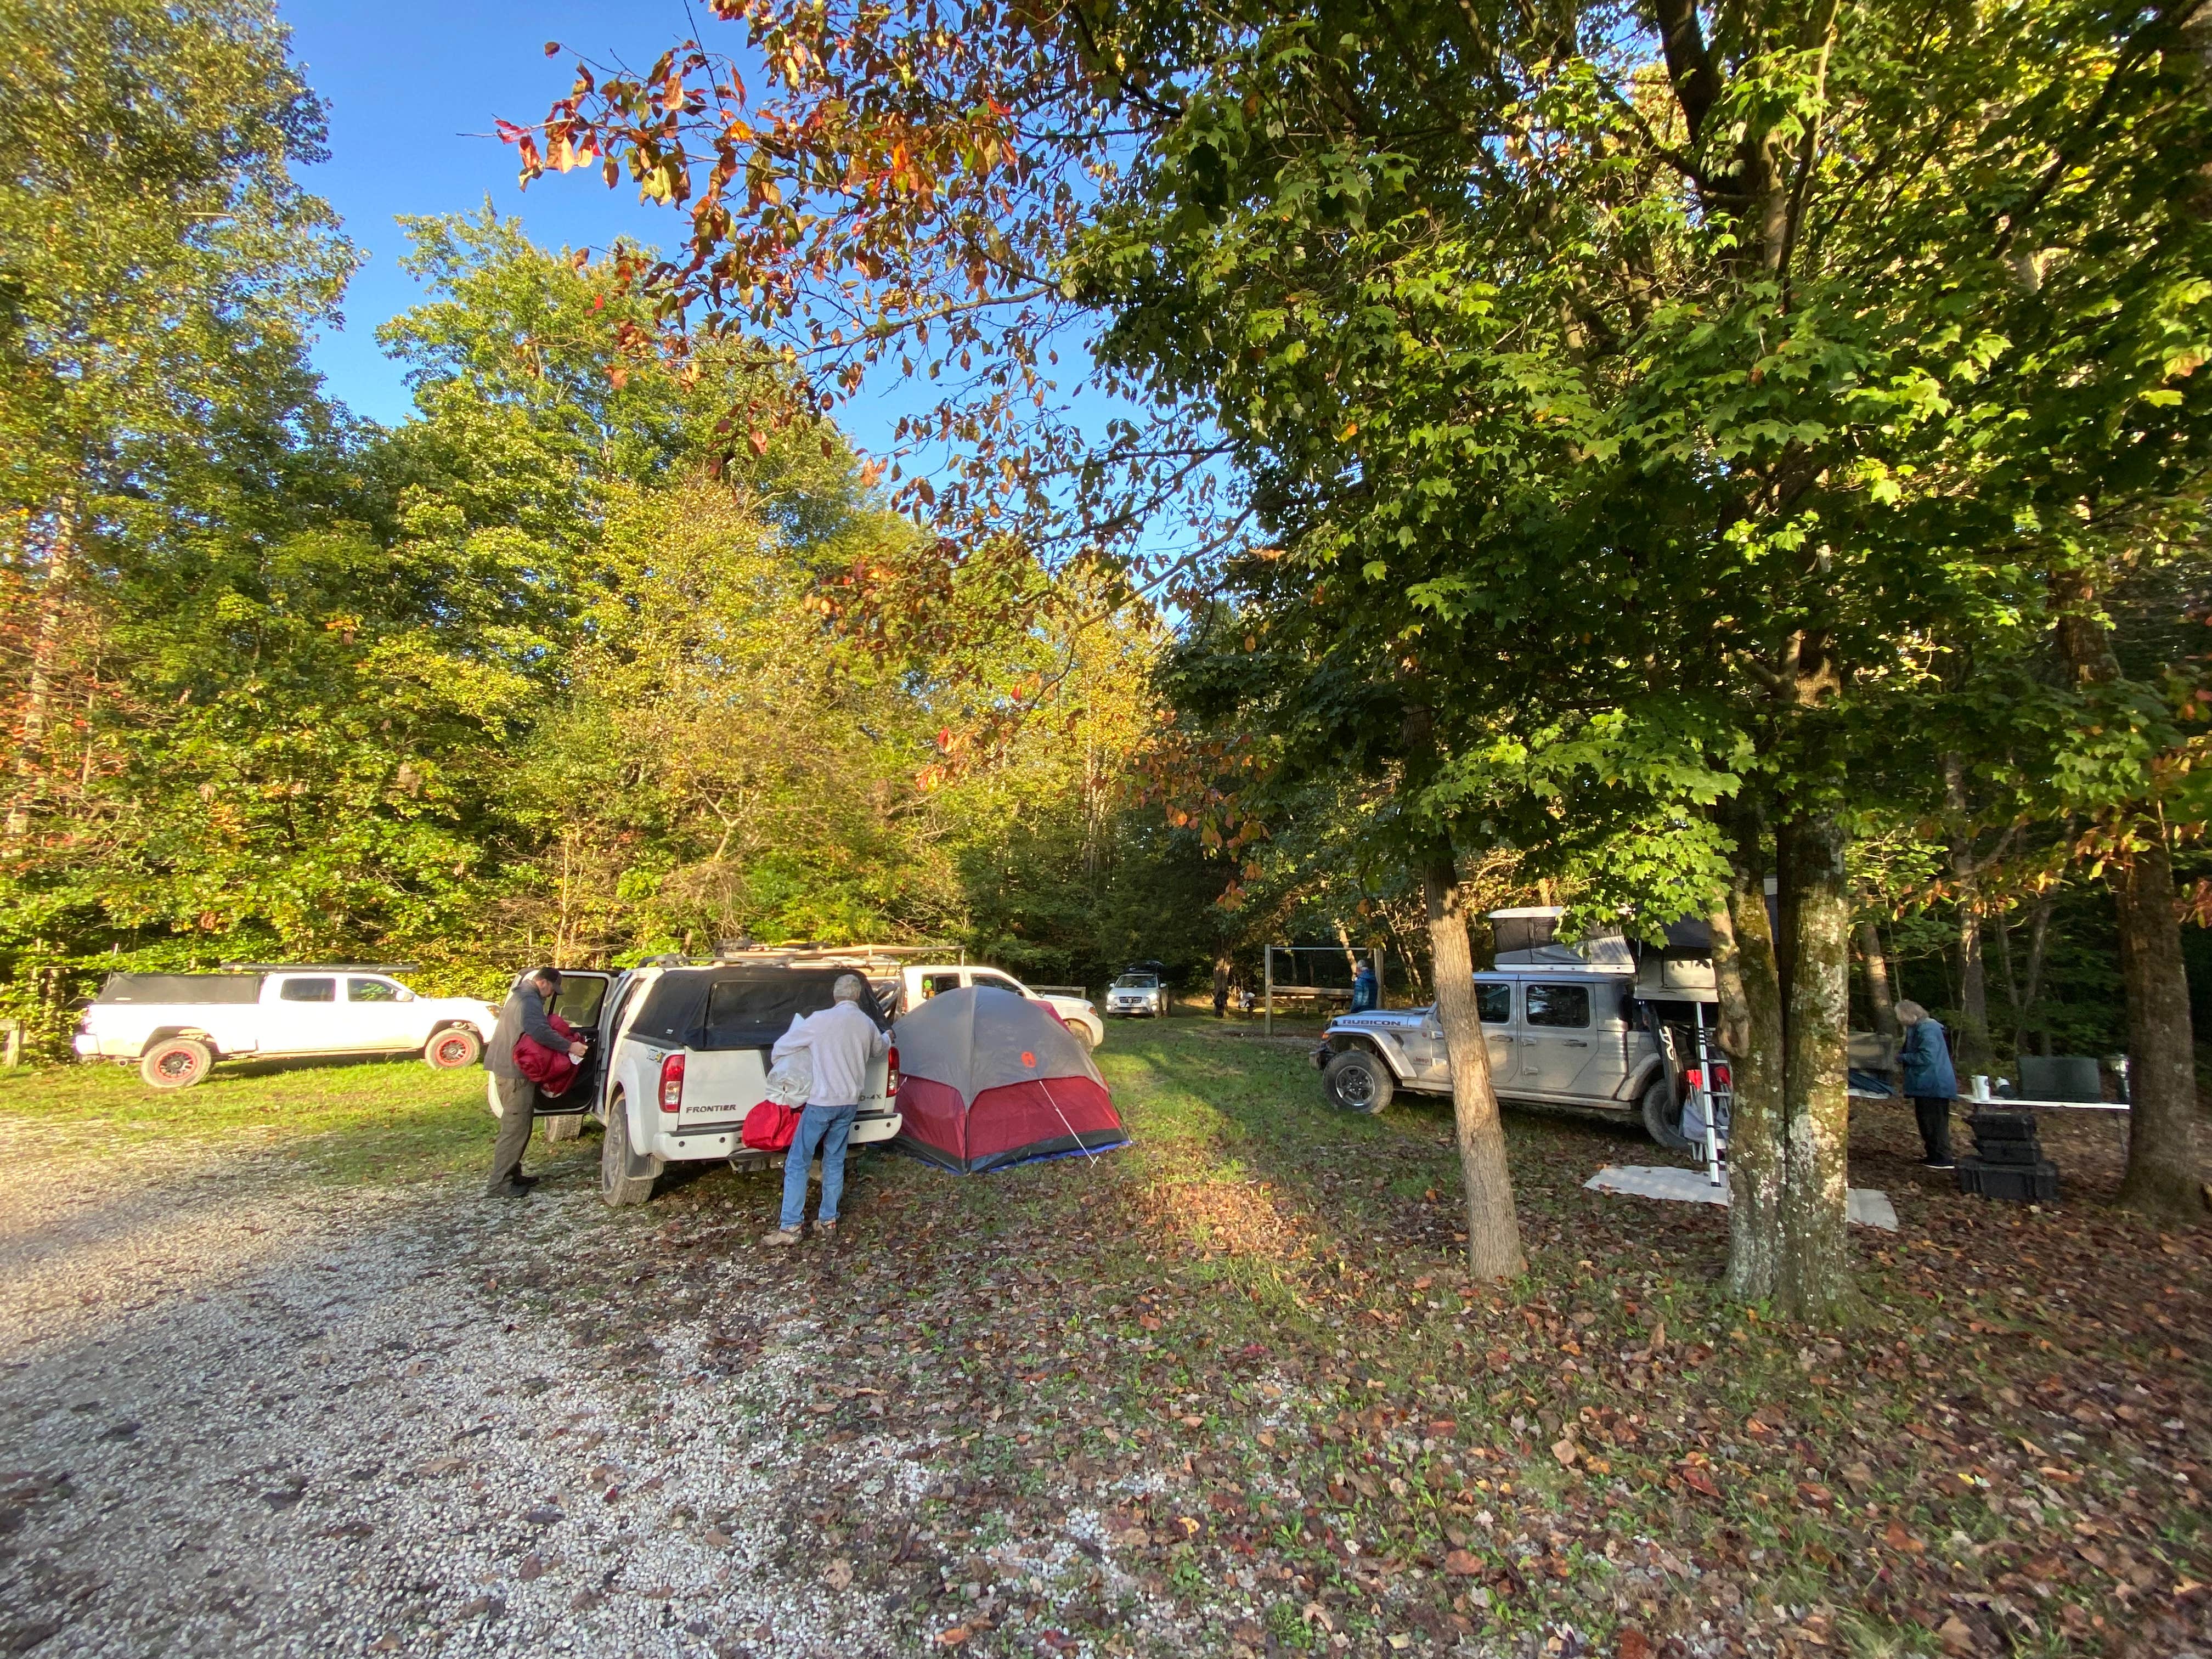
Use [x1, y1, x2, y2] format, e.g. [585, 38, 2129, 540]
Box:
[1895, 999, 1928, 1023]
[833, 973, 867, 1003]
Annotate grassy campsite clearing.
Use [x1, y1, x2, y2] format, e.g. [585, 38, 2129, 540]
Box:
[0, 1026, 2204, 1657]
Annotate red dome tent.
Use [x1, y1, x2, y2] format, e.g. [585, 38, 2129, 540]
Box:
[891, 985, 1127, 1173]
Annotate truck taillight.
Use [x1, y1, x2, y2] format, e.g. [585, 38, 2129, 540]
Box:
[659, 1052, 685, 1113]
[885, 1044, 900, 1096]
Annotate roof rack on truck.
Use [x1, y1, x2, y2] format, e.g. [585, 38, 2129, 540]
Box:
[217, 962, 421, 974]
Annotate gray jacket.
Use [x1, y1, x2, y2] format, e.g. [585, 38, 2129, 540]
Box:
[486, 979, 569, 1080]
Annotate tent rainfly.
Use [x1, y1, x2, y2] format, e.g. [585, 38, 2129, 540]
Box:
[891, 985, 1127, 1173]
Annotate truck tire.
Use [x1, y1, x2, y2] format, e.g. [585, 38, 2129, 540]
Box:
[423, 1026, 482, 1070]
[1641, 1077, 1692, 1152]
[599, 1092, 656, 1207]
[1322, 1047, 1394, 1114]
[542, 1113, 582, 1143]
[140, 1037, 213, 1090]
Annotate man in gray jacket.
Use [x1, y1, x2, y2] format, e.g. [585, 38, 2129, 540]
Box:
[485, 967, 584, 1198]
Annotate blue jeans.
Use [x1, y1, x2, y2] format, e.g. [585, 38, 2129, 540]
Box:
[779, 1104, 858, 1230]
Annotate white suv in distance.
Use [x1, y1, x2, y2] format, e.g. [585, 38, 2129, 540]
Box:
[487, 957, 901, 1206]
[1105, 969, 1171, 1018]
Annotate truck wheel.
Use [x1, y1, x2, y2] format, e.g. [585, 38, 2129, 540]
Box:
[599, 1092, 656, 1207]
[424, 1027, 482, 1070]
[1322, 1047, 1393, 1114]
[542, 1113, 582, 1143]
[1641, 1077, 1692, 1151]
[140, 1037, 213, 1090]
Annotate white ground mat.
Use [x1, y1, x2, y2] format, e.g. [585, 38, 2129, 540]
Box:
[1584, 1164, 1899, 1231]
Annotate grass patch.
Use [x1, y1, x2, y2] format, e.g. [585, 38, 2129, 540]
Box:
[0, 1053, 493, 1183]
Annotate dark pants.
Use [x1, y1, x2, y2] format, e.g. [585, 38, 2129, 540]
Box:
[1911, 1096, 1953, 1164]
[489, 1073, 538, 1190]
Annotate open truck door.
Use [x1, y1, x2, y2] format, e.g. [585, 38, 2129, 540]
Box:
[482, 969, 618, 1123]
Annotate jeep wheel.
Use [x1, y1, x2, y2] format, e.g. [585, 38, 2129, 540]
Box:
[140, 1037, 213, 1091]
[1322, 1047, 1394, 1114]
[423, 1027, 482, 1070]
[599, 1092, 656, 1206]
[1641, 1077, 1692, 1152]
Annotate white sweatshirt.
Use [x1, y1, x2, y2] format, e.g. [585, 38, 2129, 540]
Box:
[771, 1000, 889, 1109]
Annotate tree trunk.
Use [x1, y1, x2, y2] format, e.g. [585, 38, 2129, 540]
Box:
[1943, 755, 1992, 1074]
[1713, 814, 1786, 1305]
[1859, 922, 1898, 1038]
[1333, 918, 1362, 983]
[1776, 813, 1853, 1322]
[1859, 920, 1902, 1092]
[2115, 830, 2206, 1217]
[7, 501, 76, 840]
[1425, 850, 1526, 1280]
[2019, 899, 2053, 1057]
[2050, 564, 2207, 1216]
[1953, 900, 1990, 1070]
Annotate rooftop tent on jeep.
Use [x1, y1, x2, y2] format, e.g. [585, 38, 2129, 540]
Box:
[624, 966, 890, 1051]
[94, 973, 264, 1005]
[891, 986, 1126, 1173]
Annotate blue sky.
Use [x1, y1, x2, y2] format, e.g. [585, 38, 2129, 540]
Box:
[277, 2, 1163, 540]
[283, 0, 718, 427]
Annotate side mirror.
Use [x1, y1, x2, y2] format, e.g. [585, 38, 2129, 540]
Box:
[397, 989, 416, 1003]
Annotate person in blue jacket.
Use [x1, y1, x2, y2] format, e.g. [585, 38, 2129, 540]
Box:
[1897, 1000, 1959, 1169]
[1349, 960, 1379, 1014]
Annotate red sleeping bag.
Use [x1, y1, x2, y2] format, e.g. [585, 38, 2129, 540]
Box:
[513, 1014, 580, 1098]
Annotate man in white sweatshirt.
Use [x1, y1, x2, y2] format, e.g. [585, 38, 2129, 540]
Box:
[763, 973, 889, 1246]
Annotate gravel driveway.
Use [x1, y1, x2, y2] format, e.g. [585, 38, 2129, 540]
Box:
[0, 1121, 933, 1657]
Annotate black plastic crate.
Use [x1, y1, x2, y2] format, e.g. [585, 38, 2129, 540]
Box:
[1968, 1110, 2041, 1141]
[1973, 1139, 2046, 1167]
[1956, 1158, 2060, 1202]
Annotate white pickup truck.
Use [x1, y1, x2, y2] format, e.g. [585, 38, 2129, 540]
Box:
[896, 963, 1103, 1049]
[485, 956, 903, 1206]
[75, 968, 499, 1090]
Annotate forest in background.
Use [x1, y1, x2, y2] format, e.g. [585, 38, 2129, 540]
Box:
[0, 0, 2204, 1117]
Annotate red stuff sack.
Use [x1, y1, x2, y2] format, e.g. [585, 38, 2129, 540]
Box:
[742, 1098, 799, 1151]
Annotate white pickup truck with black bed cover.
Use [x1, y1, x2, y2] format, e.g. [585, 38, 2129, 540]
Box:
[488, 955, 901, 1206]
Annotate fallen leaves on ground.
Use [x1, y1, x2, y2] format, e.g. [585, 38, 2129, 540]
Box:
[511, 1026, 2211, 1658]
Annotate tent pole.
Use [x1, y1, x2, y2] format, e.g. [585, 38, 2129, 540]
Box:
[1265, 947, 1274, 1037]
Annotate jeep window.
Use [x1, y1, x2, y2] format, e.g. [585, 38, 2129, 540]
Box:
[279, 977, 336, 1002]
[1525, 983, 1590, 1028]
[346, 977, 405, 1002]
[1477, 982, 1512, 1024]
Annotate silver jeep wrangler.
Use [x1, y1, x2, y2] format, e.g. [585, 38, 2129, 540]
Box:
[1311, 908, 1725, 1149]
